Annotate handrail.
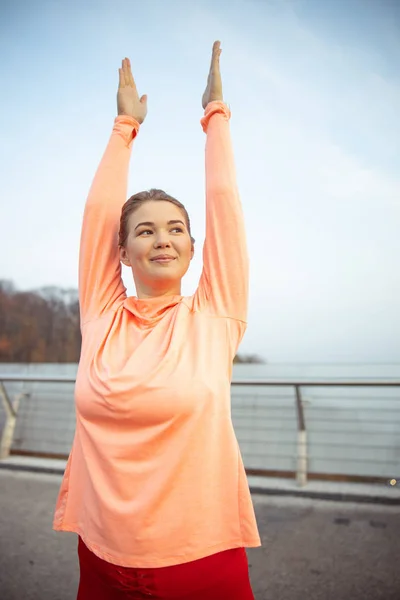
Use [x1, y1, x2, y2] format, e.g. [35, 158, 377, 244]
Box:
[1, 375, 399, 486]
[0, 374, 400, 386]
[233, 380, 400, 386]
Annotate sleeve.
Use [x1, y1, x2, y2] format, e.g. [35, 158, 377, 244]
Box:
[78, 115, 140, 325]
[194, 101, 249, 324]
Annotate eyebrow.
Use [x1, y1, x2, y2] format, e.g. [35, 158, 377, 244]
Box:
[134, 219, 186, 231]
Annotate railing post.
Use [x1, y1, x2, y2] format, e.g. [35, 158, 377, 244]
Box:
[295, 385, 307, 487]
[0, 382, 23, 459]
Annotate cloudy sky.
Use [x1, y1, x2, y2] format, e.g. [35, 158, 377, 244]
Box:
[1, 0, 399, 363]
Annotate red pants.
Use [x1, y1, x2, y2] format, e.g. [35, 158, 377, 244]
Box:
[77, 537, 255, 600]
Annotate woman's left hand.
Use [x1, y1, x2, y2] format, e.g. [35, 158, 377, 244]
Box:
[202, 41, 224, 109]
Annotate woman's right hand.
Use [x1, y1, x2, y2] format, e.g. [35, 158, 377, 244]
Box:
[117, 58, 148, 124]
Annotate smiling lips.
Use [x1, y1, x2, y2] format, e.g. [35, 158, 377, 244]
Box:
[150, 254, 176, 263]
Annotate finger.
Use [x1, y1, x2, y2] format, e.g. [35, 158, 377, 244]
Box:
[118, 67, 125, 88]
[121, 58, 128, 86]
[209, 46, 215, 69]
[122, 57, 130, 80]
[140, 94, 148, 105]
[213, 42, 221, 63]
[126, 57, 135, 87]
[124, 57, 137, 91]
[213, 40, 221, 60]
[213, 54, 221, 75]
[209, 41, 221, 73]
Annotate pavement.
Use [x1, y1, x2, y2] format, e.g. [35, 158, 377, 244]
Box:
[1, 455, 399, 505]
[0, 462, 399, 600]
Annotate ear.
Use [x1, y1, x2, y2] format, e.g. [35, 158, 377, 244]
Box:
[119, 246, 131, 267]
[190, 242, 195, 260]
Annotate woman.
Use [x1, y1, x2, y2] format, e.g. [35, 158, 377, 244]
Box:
[53, 41, 261, 599]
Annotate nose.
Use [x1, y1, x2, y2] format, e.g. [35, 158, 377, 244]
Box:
[153, 232, 171, 248]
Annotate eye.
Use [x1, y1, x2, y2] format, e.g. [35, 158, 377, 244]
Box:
[137, 227, 184, 236]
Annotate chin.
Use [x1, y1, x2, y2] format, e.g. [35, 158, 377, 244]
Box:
[149, 261, 190, 277]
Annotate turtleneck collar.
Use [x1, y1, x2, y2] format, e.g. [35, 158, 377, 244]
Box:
[123, 294, 183, 326]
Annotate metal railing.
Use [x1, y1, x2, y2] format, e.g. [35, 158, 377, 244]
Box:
[1, 374, 400, 486]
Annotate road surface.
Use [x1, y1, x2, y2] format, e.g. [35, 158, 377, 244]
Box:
[0, 470, 399, 600]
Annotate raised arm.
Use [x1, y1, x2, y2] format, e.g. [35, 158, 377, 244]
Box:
[195, 43, 249, 324]
[79, 58, 147, 325]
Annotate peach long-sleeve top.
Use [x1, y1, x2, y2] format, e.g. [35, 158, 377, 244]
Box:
[53, 101, 261, 567]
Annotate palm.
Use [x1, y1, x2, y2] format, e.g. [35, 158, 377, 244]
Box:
[202, 41, 223, 109]
[117, 58, 148, 124]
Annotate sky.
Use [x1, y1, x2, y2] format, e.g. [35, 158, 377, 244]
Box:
[0, 0, 399, 363]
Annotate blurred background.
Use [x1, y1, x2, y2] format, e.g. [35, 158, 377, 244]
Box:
[1, 0, 399, 363]
[0, 1, 399, 599]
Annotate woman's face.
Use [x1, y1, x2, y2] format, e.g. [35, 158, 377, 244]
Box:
[120, 201, 194, 298]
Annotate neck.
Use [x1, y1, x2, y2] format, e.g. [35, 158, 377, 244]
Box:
[135, 282, 182, 300]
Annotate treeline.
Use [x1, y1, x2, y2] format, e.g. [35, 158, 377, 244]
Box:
[0, 281, 265, 364]
[0, 281, 81, 363]
[233, 353, 264, 364]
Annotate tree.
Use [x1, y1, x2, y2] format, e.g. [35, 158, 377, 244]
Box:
[0, 280, 266, 365]
[0, 280, 81, 363]
[233, 353, 265, 364]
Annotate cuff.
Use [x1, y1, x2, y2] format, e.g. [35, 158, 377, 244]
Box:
[200, 101, 231, 133]
[113, 115, 141, 146]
